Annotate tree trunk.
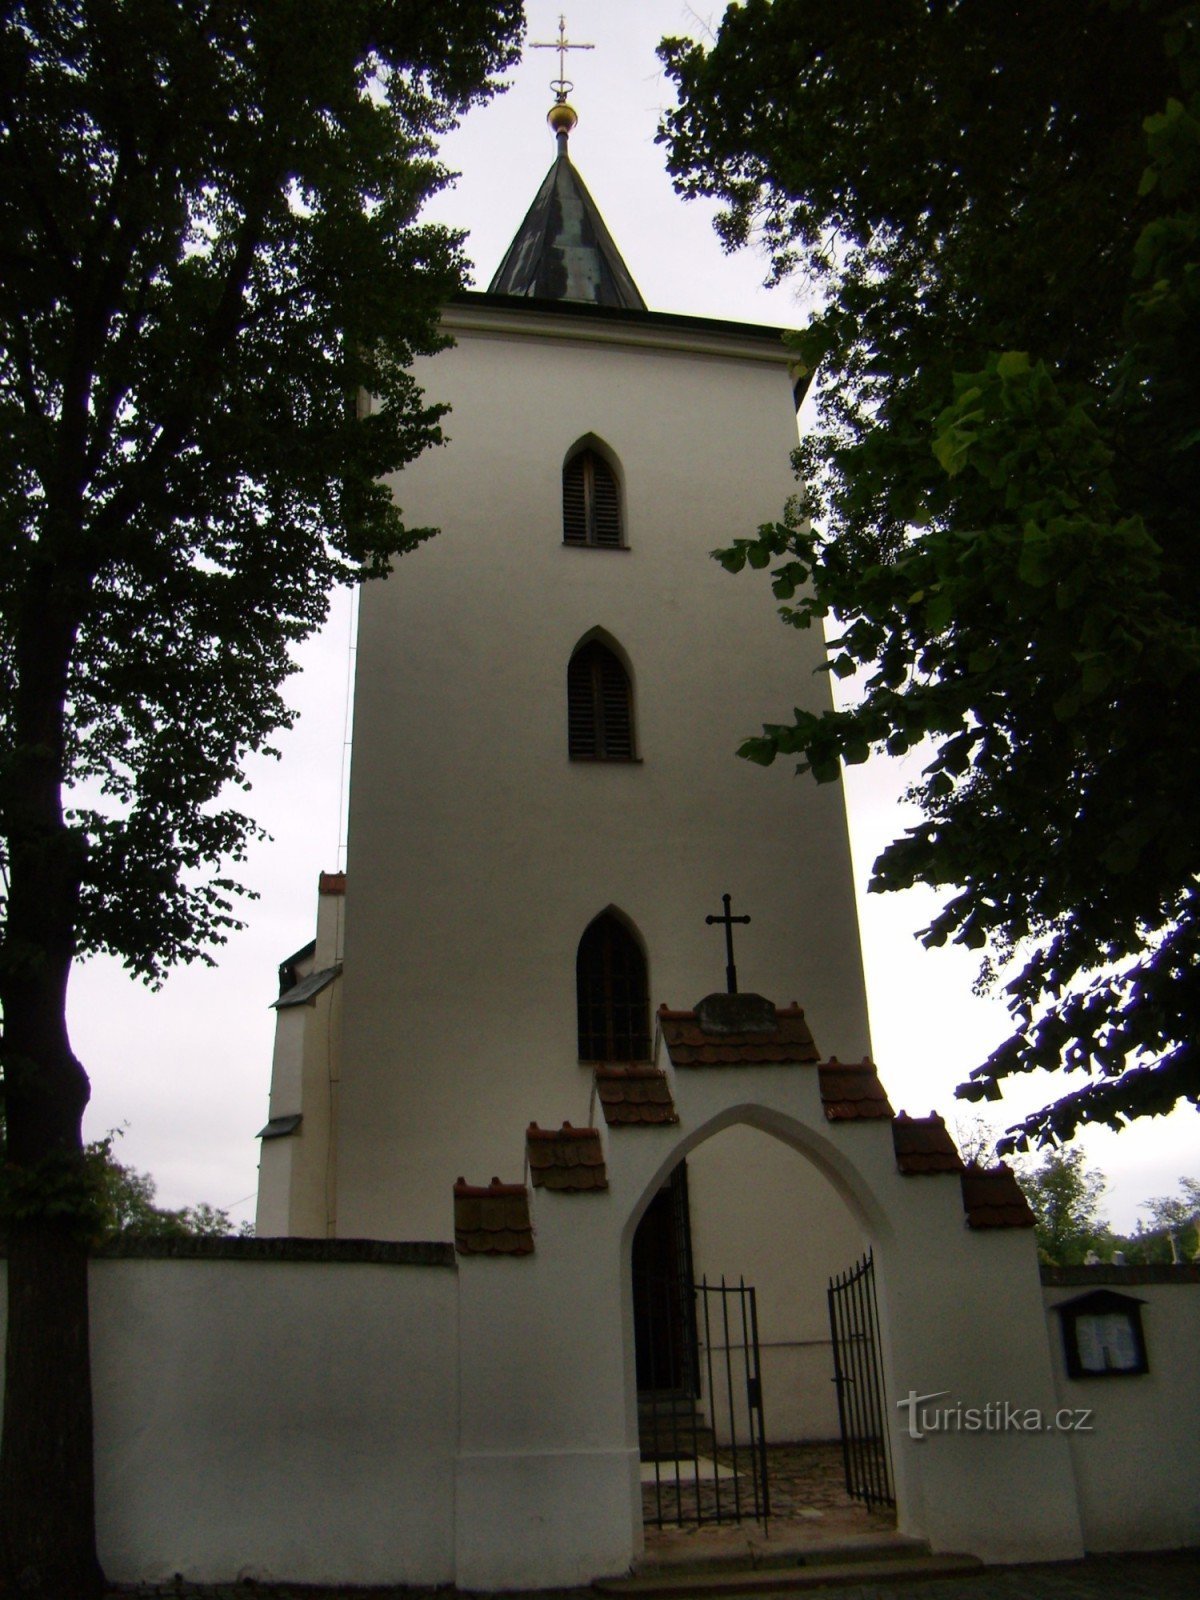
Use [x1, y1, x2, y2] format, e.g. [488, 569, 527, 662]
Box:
[0, 899, 104, 1598]
[0, 964, 103, 1598]
[0, 1223, 102, 1600]
[0, 588, 104, 1598]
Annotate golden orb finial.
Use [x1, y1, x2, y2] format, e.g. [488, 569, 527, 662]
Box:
[547, 99, 578, 136]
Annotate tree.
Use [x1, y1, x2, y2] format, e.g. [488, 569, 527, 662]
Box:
[0, 3, 521, 1593]
[1015, 1148, 1108, 1265]
[87, 1133, 244, 1240]
[1141, 1175, 1200, 1260]
[658, 1, 1200, 1151]
[950, 1114, 998, 1168]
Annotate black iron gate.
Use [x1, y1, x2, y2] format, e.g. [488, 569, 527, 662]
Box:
[638, 1275, 769, 1529]
[827, 1249, 895, 1511]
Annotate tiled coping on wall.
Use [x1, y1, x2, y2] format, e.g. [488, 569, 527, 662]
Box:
[1041, 1262, 1200, 1285]
[89, 1237, 455, 1265]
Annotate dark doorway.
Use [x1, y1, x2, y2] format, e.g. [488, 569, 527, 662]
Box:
[632, 1162, 696, 1393]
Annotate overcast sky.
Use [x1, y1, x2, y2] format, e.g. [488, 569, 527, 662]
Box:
[67, 1, 1195, 1234]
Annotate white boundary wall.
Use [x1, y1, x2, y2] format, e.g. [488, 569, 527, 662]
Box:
[1042, 1268, 1200, 1554]
[84, 1245, 455, 1587]
[3, 1245, 1196, 1586]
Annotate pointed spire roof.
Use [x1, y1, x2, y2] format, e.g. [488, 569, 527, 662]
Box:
[488, 125, 646, 311]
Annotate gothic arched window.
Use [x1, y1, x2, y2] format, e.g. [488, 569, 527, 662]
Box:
[568, 639, 634, 760]
[577, 912, 651, 1062]
[562, 446, 623, 547]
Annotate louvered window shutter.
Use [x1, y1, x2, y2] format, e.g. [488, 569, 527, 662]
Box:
[563, 453, 588, 543]
[568, 641, 633, 760]
[576, 913, 651, 1061]
[562, 449, 623, 547]
[567, 646, 598, 757]
[590, 455, 622, 546]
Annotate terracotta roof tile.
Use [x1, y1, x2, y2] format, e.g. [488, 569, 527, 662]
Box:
[453, 1177, 534, 1255]
[595, 1065, 679, 1125]
[892, 1111, 965, 1174]
[818, 1058, 895, 1121]
[658, 997, 819, 1067]
[526, 1123, 608, 1191]
[961, 1161, 1036, 1229]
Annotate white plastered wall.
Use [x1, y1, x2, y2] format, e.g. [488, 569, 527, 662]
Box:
[337, 305, 871, 1243]
[256, 881, 344, 1237]
[81, 1255, 457, 1586]
[1042, 1279, 1200, 1551]
[41, 1139, 1200, 1587]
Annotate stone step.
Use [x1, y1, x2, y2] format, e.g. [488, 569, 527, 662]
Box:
[632, 1534, 928, 1580]
[638, 1428, 718, 1461]
[595, 1547, 984, 1597]
[638, 1401, 716, 1461]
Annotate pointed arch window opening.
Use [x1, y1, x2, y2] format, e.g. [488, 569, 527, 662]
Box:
[568, 639, 635, 761]
[577, 912, 651, 1063]
[563, 447, 624, 548]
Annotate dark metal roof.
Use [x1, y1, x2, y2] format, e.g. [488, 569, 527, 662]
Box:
[257, 1113, 303, 1141]
[488, 133, 646, 310]
[271, 963, 341, 1009]
[277, 937, 316, 998]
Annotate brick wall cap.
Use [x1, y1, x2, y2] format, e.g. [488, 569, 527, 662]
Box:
[454, 1179, 534, 1256]
[892, 1111, 965, 1174]
[526, 1121, 599, 1141]
[454, 1176, 527, 1198]
[595, 1063, 679, 1125]
[819, 1059, 895, 1121]
[961, 1161, 1036, 1228]
[659, 998, 818, 1066]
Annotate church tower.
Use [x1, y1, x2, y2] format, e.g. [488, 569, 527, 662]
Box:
[257, 82, 875, 1433]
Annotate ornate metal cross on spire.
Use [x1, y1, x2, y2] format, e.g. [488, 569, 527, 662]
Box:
[530, 13, 594, 103]
[706, 893, 751, 996]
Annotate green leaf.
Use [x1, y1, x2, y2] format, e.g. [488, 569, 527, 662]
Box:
[738, 737, 778, 766]
[842, 737, 870, 766]
[995, 351, 1031, 379]
[1052, 687, 1082, 722]
[1018, 526, 1054, 587]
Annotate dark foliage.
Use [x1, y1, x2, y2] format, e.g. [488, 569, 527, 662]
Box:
[660, 0, 1200, 1148]
[0, 4, 523, 1593]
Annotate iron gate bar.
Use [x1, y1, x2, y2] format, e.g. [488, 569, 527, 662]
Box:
[744, 1278, 770, 1520]
[827, 1249, 895, 1512]
[638, 1275, 769, 1529]
[700, 1276, 722, 1523]
[719, 1277, 737, 1520]
[845, 1267, 871, 1502]
[864, 1256, 891, 1505]
[837, 1257, 877, 1507]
